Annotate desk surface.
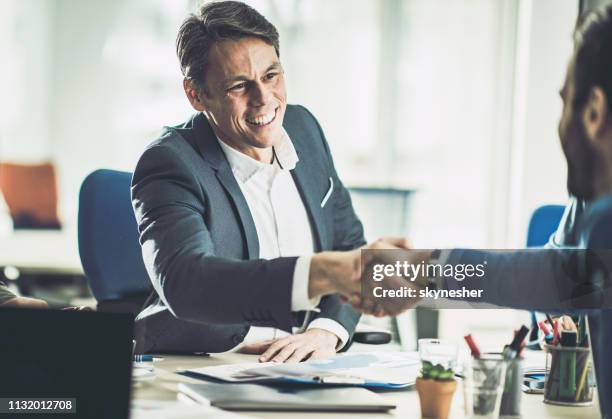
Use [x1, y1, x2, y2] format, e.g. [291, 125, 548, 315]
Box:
[133, 353, 601, 419]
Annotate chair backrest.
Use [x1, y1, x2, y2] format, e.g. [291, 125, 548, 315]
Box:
[0, 162, 61, 229]
[78, 169, 151, 302]
[526, 204, 565, 247]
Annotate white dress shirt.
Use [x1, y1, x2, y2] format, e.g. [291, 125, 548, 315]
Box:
[217, 131, 349, 350]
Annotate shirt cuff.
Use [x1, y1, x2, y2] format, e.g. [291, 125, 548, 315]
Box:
[291, 256, 321, 312]
[307, 318, 350, 351]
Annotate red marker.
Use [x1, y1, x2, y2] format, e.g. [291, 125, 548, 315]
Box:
[538, 321, 551, 336]
[552, 320, 560, 345]
[464, 334, 481, 359]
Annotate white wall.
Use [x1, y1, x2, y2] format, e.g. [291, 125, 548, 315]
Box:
[0, 0, 54, 161]
[506, 0, 579, 247]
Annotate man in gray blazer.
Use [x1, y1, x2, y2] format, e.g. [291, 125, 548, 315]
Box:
[132, 1, 388, 360]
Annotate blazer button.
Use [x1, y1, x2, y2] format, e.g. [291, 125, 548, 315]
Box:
[232, 334, 245, 344]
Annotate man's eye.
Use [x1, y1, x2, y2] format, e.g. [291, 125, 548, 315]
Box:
[265, 72, 278, 80]
[229, 83, 246, 91]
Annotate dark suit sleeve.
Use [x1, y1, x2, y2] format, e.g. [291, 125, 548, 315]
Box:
[132, 141, 297, 331]
[297, 106, 366, 339]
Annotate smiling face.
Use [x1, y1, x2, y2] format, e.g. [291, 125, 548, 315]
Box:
[186, 37, 287, 161]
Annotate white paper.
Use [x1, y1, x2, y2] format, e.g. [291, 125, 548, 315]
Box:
[181, 361, 278, 383]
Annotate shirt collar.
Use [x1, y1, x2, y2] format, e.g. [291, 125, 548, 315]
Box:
[216, 129, 299, 183]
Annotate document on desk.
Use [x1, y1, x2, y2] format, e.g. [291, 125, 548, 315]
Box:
[180, 361, 280, 383]
[181, 352, 420, 388]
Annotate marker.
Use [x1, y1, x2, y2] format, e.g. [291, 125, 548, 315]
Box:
[464, 334, 481, 359]
[134, 355, 164, 362]
[538, 321, 554, 344]
[552, 320, 560, 345]
[502, 325, 529, 360]
[559, 331, 577, 399]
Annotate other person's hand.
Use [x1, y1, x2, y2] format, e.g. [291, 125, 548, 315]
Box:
[355, 240, 431, 317]
[257, 328, 339, 363]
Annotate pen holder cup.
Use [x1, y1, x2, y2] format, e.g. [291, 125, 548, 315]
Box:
[463, 354, 508, 419]
[499, 357, 522, 418]
[543, 344, 593, 406]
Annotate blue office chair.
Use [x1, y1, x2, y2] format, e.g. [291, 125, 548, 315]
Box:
[526, 204, 566, 247]
[78, 169, 151, 309]
[525, 204, 565, 346]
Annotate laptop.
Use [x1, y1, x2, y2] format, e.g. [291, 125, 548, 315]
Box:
[178, 382, 396, 412]
[0, 307, 134, 419]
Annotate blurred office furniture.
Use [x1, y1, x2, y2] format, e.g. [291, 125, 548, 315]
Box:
[526, 204, 565, 247]
[0, 162, 61, 229]
[78, 169, 151, 313]
[0, 163, 83, 304]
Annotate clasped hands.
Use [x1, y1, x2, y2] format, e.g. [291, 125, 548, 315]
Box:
[244, 237, 431, 363]
[309, 237, 433, 317]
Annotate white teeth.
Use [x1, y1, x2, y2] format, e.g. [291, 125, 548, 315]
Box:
[246, 110, 275, 126]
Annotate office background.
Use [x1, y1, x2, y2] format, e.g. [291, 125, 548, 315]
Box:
[0, 0, 602, 349]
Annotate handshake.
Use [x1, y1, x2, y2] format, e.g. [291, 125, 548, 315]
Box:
[307, 238, 434, 317]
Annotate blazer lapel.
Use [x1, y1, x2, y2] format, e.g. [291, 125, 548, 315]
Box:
[190, 113, 260, 259]
[287, 131, 330, 252]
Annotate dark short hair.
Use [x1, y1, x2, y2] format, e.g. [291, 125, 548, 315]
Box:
[573, 4, 612, 110]
[176, 1, 280, 94]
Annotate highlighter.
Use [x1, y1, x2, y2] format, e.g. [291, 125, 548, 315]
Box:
[558, 330, 577, 400]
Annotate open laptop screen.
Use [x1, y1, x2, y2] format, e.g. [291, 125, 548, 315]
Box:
[0, 307, 134, 419]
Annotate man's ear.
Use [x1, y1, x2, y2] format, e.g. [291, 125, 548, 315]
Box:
[183, 79, 206, 112]
[582, 86, 609, 142]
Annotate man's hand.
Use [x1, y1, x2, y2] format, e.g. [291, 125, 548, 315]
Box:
[307, 237, 430, 318]
[1, 296, 48, 309]
[308, 237, 412, 300]
[356, 243, 432, 317]
[257, 328, 339, 363]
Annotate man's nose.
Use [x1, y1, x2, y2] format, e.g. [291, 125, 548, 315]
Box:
[249, 81, 271, 106]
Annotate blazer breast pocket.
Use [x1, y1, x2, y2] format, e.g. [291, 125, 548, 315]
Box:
[320, 177, 334, 208]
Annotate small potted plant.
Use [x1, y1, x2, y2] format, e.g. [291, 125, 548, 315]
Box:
[415, 360, 457, 419]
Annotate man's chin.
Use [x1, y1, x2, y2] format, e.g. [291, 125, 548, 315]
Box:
[567, 176, 594, 201]
[247, 129, 284, 148]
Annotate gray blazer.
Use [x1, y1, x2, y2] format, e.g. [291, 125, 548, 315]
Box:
[131, 105, 365, 353]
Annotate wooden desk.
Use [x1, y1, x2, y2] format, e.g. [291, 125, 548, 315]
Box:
[133, 353, 601, 418]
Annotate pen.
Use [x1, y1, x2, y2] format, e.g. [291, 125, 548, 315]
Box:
[464, 334, 481, 359]
[575, 357, 590, 401]
[134, 355, 164, 362]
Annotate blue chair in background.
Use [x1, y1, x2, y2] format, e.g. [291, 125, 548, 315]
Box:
[78, 169, 151, 312]
[526, 204, 566, 247]
[525, 204, 565, 346]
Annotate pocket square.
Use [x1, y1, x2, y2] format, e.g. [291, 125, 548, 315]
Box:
[320, 177, 334, 208]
